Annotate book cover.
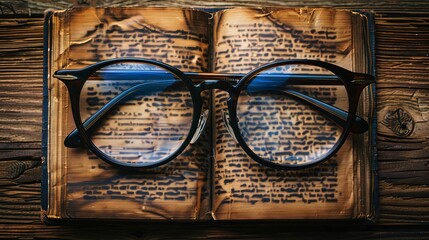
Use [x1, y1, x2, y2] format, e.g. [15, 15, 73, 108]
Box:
[42, 7, 376, 222]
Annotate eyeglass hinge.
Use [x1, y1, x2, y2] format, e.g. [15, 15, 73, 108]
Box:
[350, 79, 375, 85]
[350, 73, 375, 85]
[53, 74, 78, 80]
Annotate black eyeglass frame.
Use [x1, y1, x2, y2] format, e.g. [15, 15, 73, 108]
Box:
[54, 58, 374, 170]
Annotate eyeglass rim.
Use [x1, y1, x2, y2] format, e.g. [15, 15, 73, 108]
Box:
[55, 57, 373, 170]
[58, 58, 202, 169]
[230, 60, 360, 169]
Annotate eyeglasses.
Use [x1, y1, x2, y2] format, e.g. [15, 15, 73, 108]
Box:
[53, 58, 374, 170]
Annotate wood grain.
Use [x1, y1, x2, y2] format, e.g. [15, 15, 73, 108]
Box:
[0, 0, 429, 16]
[0, 18, 44, 145]
[0, 0, 428, 238]
[2, 223, 429, 240]
[375, 10, 429, 224]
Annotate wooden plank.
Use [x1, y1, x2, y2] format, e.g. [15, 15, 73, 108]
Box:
[0, 0, 429, 16]
[0, 160, 41, 224]
[0, 18, 44, 144]
[375, 11, 429, 224]
[1, 222, 429, 240]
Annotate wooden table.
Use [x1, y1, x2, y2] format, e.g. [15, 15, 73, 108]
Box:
[0, 0, 428, 239]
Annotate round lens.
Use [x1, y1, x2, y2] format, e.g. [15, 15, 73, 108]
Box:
[236, 64, 349, 167]
[79, 62, 193, 166]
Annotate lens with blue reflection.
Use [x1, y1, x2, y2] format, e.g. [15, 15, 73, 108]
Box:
[79, 62, 193, 166]
[236, 64, 349, 166]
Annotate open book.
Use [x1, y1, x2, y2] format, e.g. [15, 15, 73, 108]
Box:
[42, 7, 376, 221]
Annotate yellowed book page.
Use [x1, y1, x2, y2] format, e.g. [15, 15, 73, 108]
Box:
[49, 8, 211, 220]
[212, 8, 356, 220]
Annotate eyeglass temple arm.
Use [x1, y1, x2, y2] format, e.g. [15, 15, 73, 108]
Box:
[64, 81, 175, 148]
[255, 89, 368, 134]
[64, 82, 367, 148]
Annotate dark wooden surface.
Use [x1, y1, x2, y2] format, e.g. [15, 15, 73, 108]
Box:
[0, 0, 429, 239]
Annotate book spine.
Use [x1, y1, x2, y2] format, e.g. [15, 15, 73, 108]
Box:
[41, 10, 54, 221]
[365, 10, 379, 223]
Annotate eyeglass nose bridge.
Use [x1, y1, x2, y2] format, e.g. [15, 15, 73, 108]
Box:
[188, 79, 239, 145]
[196, 79, 236, 93]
